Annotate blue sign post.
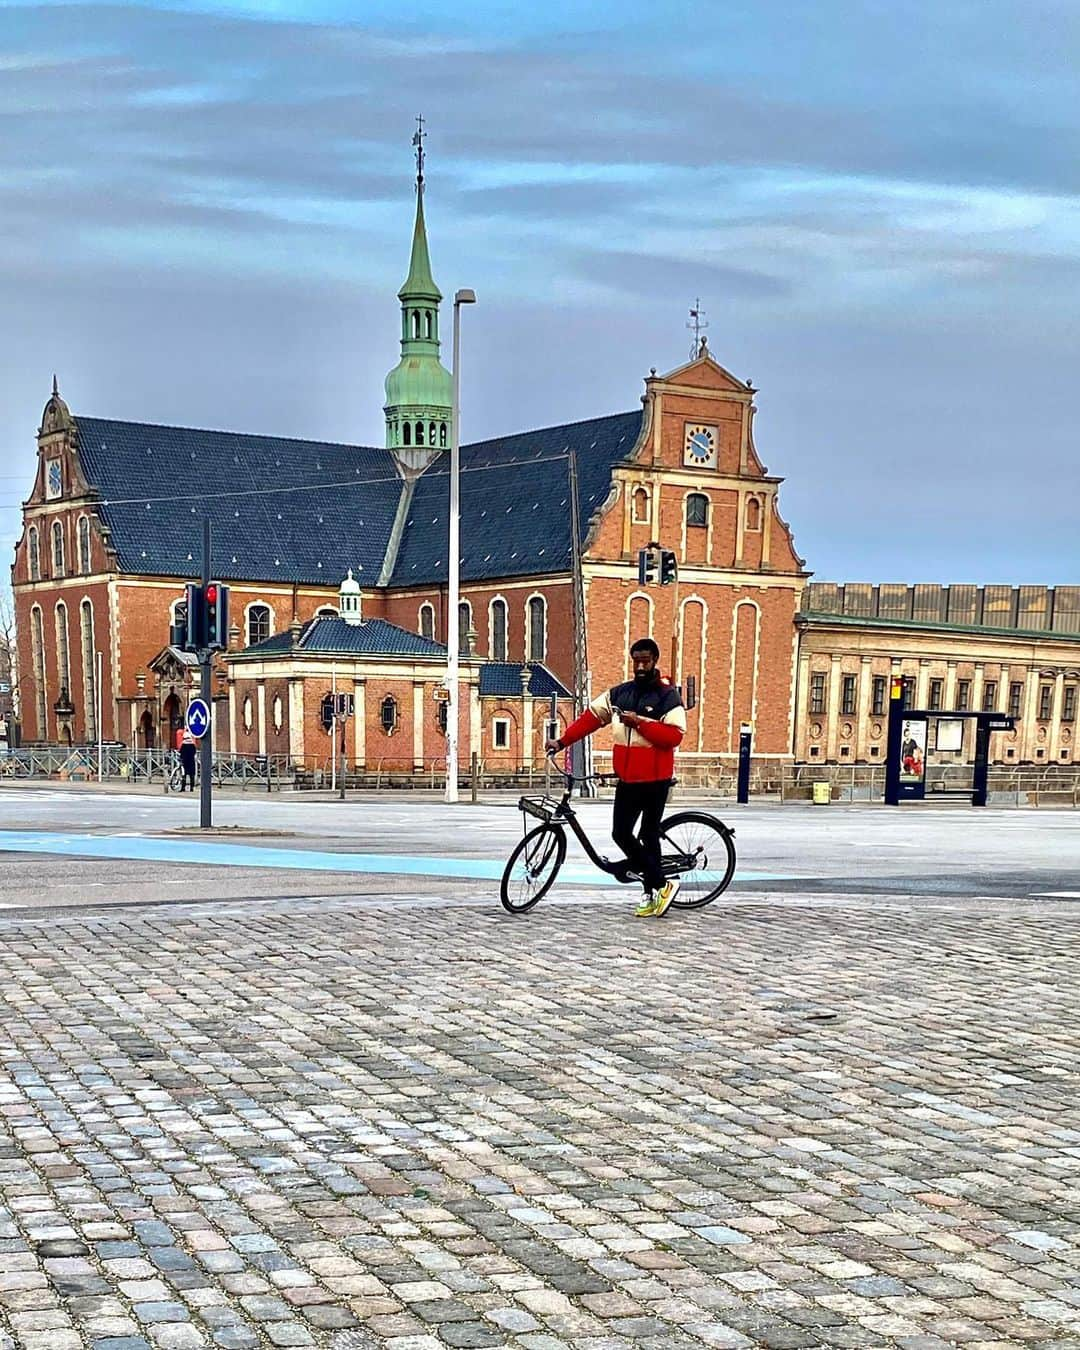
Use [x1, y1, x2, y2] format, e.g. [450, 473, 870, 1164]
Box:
[185, 698, 210, 739]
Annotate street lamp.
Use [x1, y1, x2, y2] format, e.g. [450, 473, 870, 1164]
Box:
[445, 286, 476, 804]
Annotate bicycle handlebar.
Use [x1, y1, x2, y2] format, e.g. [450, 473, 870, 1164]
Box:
[544, 748, 617, 786]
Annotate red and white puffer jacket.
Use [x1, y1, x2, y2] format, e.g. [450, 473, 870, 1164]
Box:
[560, 675, 686, 783]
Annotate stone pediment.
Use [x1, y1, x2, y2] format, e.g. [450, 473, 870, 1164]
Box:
[148, 646, 199, 684]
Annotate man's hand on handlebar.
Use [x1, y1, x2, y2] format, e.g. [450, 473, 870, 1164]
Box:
[545, 738, 563, 756]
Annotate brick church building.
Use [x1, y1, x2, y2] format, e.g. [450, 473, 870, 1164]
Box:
[10, 157, 806, 777]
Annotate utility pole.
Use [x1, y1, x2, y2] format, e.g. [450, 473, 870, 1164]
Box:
[567, 443, 594, 796]
[199, 517, 213, 829]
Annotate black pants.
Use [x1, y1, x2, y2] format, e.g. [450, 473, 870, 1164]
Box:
[180, 750, 196, 792]
[612, 779, 670, 892]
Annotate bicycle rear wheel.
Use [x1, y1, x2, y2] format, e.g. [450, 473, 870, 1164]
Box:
[658, 811, 736, 909]
[500, 824, 566, 913]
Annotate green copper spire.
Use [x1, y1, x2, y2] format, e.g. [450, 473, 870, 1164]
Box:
[398, 180, 441, 304]
[384, 115, 452, 473]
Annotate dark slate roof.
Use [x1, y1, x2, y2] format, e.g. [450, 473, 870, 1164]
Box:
[73, 408, 644, 587]
[242, 616, 447, 658]
[75, 417, 401, 584]
[478, 662, 572, 699]
[391, 411, 643, 585]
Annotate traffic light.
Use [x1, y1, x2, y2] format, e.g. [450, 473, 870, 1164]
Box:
[637, 547, 657, 586]
[205, 582, 230, 650]
[659, 549, 678, 586]
[183, 582, 204, 650]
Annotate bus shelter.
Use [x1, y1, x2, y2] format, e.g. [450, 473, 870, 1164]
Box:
[884, 677, 1015, 806]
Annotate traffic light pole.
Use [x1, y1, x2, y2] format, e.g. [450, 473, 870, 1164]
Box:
[199, 517, 213, 829]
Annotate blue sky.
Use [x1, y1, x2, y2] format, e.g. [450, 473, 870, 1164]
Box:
[2, 0, 1079, 583]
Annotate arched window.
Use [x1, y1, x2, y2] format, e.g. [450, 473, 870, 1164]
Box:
[411, 310, 420, 339]
[80, 599, 97, 742]
[527, 595, 547, 663]
[403, 420, 412, 446]
[490, 597, 508, 662]
[439, 422, 447, 448]
[429, 421, 437, 447]
[424, 311, 433, 339]
[55, 602, 70, 695]
[380, 695, 399, 734]
[745, 496, 762, 530]
[415, 421, 425, 446]
[459, 601, 472, 655]
[52, 521, 65, 577]
[78, 515, 91, 574]
[315, 606, 338, 619]
[247, 604, 271, 647]
[632, 486, 650, 524]
[28, 526, 40, 581]
[419, 603, 435, 641]
[686, 493, 709, 528]
[30, 606, 47, 736]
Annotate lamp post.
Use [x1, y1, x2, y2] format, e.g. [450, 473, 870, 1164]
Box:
[446, 286, 476, 803]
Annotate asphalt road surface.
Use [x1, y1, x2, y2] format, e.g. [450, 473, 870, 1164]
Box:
[0, 783, 1077, 914]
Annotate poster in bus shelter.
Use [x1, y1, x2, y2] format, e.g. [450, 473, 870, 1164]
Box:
[899, 717, 928, 784]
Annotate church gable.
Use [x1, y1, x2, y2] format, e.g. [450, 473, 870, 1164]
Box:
[657, 351, 754, 395]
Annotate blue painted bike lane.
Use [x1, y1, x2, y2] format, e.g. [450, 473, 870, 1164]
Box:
[0, 830, 789, 886]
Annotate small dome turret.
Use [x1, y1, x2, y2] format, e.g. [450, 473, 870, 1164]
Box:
[339, 569, 362, 626]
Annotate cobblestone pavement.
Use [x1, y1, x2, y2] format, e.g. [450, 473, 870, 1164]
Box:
[1, 890, 1079, 1349]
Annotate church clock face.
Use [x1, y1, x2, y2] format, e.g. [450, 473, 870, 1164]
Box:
[46, 459, 62, 499]
[683, 423, 718, 468]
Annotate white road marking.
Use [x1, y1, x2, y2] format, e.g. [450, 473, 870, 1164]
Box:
[1031, 891, 1080, 898]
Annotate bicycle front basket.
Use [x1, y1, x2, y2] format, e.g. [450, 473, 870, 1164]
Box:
[518, 795, 558, 823]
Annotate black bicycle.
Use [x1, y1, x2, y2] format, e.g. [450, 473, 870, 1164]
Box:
[500, 759, 736, 914]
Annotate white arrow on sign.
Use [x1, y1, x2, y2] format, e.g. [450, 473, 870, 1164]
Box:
[185, 699, 210, 736]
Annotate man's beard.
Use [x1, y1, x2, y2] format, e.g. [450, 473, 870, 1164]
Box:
[633, 668, 656, 685]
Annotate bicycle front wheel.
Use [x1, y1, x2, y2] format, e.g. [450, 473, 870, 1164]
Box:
[500, 824, 566, 914]
[659, 811, 736, 909]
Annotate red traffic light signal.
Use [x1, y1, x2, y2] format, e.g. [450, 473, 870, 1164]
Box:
[205, 583, 218, 604]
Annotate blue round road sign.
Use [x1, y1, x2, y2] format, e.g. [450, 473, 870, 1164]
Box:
[185, 698, 211, 737]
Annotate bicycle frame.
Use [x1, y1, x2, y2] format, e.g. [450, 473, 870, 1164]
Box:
[522, 764, 698, 882]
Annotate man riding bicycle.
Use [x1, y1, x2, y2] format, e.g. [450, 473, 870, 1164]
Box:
[546, 638, 686, 917]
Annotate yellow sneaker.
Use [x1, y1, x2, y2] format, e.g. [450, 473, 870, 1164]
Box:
[652, 879, 680, 916]
[634, 893, 657, 917]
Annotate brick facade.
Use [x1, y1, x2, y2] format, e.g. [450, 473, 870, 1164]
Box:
[12, 354, 810, 769]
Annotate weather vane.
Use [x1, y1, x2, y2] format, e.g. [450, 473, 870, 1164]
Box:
[687, 298, 708, 360]
[412, 113, 426, 190]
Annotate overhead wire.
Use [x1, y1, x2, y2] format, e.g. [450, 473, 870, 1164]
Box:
[88, 451, 573, 509]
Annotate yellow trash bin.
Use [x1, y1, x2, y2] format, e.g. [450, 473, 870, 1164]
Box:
[812, 781, 831, 805]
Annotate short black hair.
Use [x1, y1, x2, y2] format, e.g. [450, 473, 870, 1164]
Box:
[630, 637, 660, 659]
